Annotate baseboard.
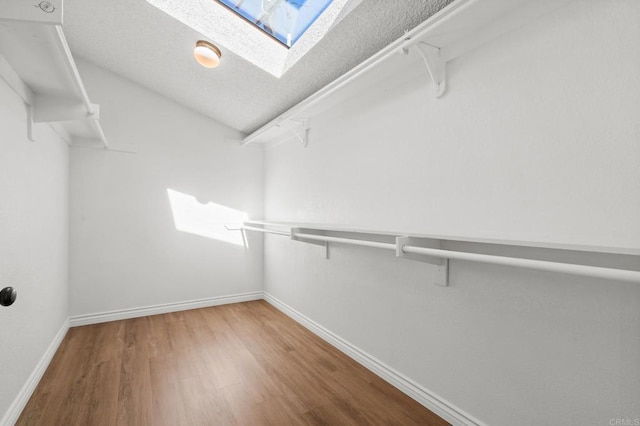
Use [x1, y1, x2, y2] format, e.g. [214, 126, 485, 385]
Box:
[0, 318, 70, 426]
[69, 291, 263, 327]
[263, 292, 485, 426]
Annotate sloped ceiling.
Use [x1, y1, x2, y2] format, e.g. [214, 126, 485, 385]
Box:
[63, 0, 453, 134]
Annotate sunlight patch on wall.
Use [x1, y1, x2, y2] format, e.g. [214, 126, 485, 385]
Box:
[167, 188, 247, 246]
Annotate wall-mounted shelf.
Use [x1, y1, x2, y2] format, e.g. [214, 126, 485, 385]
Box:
[240, 221, 640, 286]
[241, 0, 572, 147]
[0, 1, 108, 148]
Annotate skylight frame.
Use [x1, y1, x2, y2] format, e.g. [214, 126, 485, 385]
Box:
[146, 0, 359, 77]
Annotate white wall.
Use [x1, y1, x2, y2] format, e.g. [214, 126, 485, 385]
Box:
[69, 60, 264, 316]
[0, 76, 69, 419]
[263, 1, 640, 425]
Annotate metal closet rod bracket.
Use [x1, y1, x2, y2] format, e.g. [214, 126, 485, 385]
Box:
[403, 40, 446, 98]
[396, 236, 449, 286]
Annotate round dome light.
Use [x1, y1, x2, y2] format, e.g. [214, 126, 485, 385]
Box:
[194, 40, 222, 68]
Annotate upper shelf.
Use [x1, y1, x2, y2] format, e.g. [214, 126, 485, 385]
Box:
[0, 0, 108, 148]
[241, 0, 572, 147]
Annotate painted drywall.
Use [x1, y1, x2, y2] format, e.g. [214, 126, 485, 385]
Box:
[263, 1, 640, 425]
[69, 60, 264, 316]
[0, 77, 69, 420]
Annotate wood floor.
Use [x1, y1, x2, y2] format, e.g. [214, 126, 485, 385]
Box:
[18, 300, 449, 426]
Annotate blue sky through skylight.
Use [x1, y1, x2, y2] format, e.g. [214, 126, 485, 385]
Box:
[216, 0, 334, 47]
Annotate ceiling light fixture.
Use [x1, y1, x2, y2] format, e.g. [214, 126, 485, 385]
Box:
[194, 40, 222, 68]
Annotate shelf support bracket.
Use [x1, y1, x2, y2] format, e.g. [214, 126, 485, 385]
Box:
[414, 42, 446, 98]
[289, 119, 310, 147]
[396, 236, 449, 286]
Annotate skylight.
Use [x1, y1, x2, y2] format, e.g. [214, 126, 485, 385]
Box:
[215, 0, 334, 48]
[146, 0, 361, 77]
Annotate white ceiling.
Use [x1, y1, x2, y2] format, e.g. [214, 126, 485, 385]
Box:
[63, 0, 453, 134]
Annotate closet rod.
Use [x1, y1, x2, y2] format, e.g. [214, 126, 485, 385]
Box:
[401, 246, 640, 283]
[54, 26, 94, 115]
[244, 226, 640, 283]
[242, 225, 290, 236]
[54, 26, 109, 149]
[294, 232, 396, 251]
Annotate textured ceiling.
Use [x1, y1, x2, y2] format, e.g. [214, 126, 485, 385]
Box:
[63, 0, 453, 134]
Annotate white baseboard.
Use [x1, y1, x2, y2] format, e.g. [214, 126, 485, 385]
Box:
[69, 291, 263, 327]
[0, 319, 70, 426]
[263, 292, 485, 426]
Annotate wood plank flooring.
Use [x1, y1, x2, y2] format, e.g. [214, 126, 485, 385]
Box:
[18, 300, 449, 425]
